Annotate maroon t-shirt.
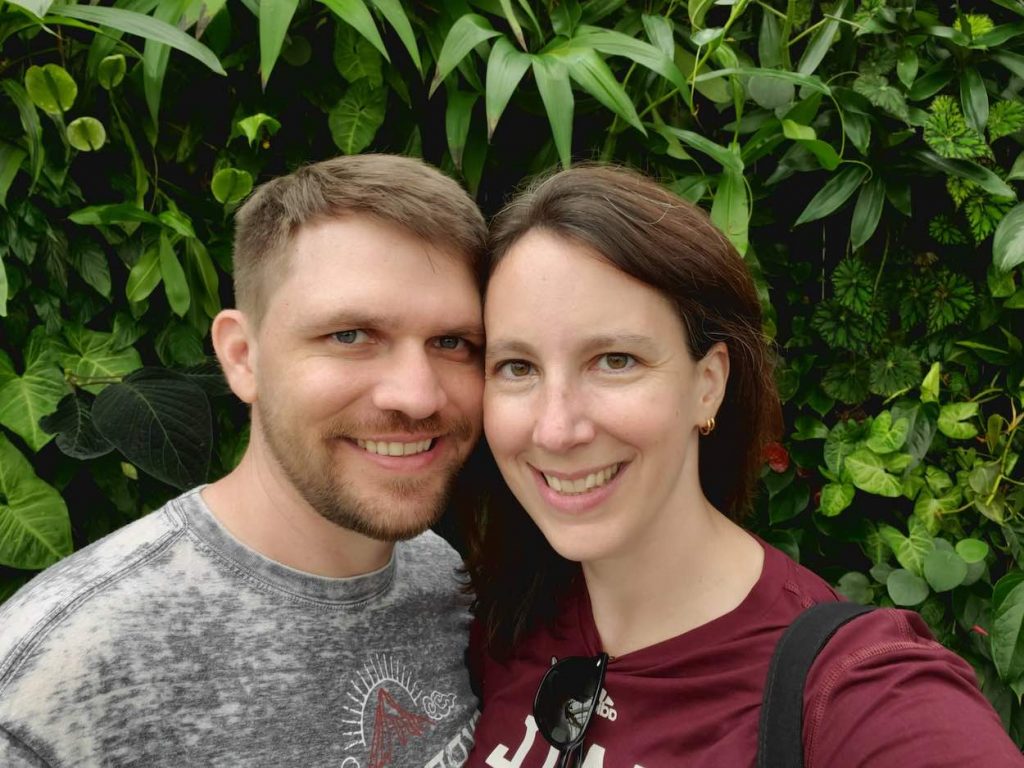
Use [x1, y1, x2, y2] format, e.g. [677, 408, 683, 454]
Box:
[468, 543, 1022, 767]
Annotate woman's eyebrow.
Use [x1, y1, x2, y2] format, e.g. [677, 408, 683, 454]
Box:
[485, 333, 657, 359]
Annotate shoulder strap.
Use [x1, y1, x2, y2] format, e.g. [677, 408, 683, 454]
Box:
[757, 602, 874, 768]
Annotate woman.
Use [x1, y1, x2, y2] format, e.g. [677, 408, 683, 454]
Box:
[464, 165, 1022, 767]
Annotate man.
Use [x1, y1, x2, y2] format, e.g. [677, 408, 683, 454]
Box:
[0, 155, 487, 767]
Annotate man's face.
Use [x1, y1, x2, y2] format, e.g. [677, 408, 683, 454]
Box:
[250, 214, 484, 541]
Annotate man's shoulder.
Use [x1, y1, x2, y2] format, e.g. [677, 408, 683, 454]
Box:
[0, 492, 194, 675]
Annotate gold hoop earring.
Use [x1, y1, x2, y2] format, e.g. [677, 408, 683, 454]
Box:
[699, 416, 716, 436]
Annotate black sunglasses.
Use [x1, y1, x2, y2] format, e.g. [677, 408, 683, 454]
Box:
[532, 653, 610, 768]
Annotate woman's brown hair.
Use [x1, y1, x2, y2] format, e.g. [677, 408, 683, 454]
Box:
[463, 164, 782, 656]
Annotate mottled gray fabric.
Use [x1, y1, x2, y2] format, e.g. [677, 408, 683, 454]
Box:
[0, 488, 478, 768]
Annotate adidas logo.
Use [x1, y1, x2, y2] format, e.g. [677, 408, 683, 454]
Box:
[595, 688, 617, 721]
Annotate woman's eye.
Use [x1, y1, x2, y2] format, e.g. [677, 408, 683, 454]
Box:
[596, 353, 636, 371]
[332, 329, 370, 344]
[497, 360, 534, 378]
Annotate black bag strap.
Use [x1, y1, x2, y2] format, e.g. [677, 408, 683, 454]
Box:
[757, 602, 874, 768]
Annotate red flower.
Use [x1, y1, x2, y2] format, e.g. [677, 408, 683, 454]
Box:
[764, 442, 790, 473]
[971, 624, 989, 637]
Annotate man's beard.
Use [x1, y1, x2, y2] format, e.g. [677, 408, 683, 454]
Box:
[259, 404, 476, 542]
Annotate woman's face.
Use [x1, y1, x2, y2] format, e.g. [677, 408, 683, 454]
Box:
[483, 229, 727, 565]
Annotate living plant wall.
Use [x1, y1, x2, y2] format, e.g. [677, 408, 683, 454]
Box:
[1, 0, 1023, 745]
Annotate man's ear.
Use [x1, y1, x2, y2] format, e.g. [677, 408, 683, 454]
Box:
[211, 309, 258, 404]
[697, 342, 730, 418]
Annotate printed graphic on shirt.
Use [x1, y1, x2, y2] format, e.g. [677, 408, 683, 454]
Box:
[341, 652, 471, 768]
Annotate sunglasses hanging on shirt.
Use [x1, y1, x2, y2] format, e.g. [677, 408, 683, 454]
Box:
[532, 653, 610, 768]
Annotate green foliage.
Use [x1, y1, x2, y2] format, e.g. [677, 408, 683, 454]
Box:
[1, 0, 1023, 744]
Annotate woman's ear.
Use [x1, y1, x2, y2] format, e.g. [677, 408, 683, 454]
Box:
[211, 309, 258, 404]
[697, 342, 730, 417]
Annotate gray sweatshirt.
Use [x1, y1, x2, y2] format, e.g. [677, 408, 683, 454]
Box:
[0, 487, 478, 767]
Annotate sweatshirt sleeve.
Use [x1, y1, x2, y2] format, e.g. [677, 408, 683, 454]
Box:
[0, 726, 52, 768]
[803, 608, 1024, 767]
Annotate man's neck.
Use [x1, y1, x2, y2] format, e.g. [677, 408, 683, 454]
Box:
[201, 445, 395, 579]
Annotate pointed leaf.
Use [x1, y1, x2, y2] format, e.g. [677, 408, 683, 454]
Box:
[55, 4, 225, 75]
[319, 0, 389, 62]
[259, 0, 300, 87]
[532, 55, 574, 167]
[497, 0, 526, 50]
[368, 0, 422, 75]
[563, 48, 644, 134]
[850, 176, 885, 249]
[795, 166, 870, 226]
[6, 0, 53, 17]
[937, 401, 979, 440]
[431, 14, 501, 96]
[914, 150, 1015, 200]
[572, 25, 687, 93]
[991, 573, 1024, 681]
[797, 0, 849, 75]
[960, 66, 989, 132]
[328, 81, 387, 154]
[486, 36, 531, 138]
[39, 392, 113, 459]
[0, 142, 26, 209]
[994, 203, 1024, 273]
[844, 449, 903, 497]
[159, 234, 190, 317]
[710, 162, 748, 256]
[659, 126, 741, 171]
[0, 80, 43, 185]
[0, 434, 71, 569]
[126, 245, 162, 304]
[92, 369, 211, 490]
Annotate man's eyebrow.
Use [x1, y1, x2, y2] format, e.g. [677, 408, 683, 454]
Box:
[295, 312, 483, 339]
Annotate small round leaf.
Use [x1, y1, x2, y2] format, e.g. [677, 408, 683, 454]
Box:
[98, 54, 127, 90]
[956, 538, 990, 564]
[887, 568, 930, 606]
[211, 168, 253, 205]
[67, 117, 107, 152]
[923, 549, 969, 592]
[24, 64, 77, 114]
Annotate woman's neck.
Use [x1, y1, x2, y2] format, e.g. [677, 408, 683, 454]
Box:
[582, 500, 764, 658]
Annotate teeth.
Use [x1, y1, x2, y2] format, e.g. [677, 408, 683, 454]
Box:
[356, 438, 433, 457]
[543, 464, 620, 495]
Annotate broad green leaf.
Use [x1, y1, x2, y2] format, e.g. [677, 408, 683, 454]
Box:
[710, 162, 748, 256]
[993, 50, 1024, 82]
[692, 27, 723, 46]
[880, 519, 934, 576]
[66, 116, 107, 151]
[368, 0, 423, 75]
[562, 48, 644, 134]
[913, 492, 960, 535]
[328, 81, 387, 155]
[532, 55, 574, 168]
[956, 538, 990, 564]
[259, 0, 300, 87]
[486, 37, 531, 138]
[6, 0, 53, 17]
[658, 126, 741, 172]
[866, 411, 910, 454]
[914, 150, 1015, 200]
[431, 14, 501, 97]
[445, 90, 477, 170]
[159, 235, 190, 317]
[844, 449, 903, 497]
[572, 25, 687, 94]
[158, 209, 196, 238]
[794, 166, 870, 226]
[850, 176, 885, 250]
[55, 4, 226, 75]
[98, 54, 127, 89]
[0, 330, 65, 450]
[749, 75, 794, 109]
[923, 549, 968, 592]
[126, 245, 162, 304]
[496, 0, 526, 49]
[92, 368, 212, 490]
[994, 203, 1024, 273]
[887, 568, 930, 606]
[333, 22, 383, 86]
[937, 401, 979, 440]
[319, 0, 390, 63]
[921, 362, 940, 403]
[142, 31, 171, 126]
[58, 326, 143, 394]
[688, 0, 713, 28]
[642, 14, 676, 59]
[235, 113, 282, 147]
[837, 572, 873, 604]
[69, 203, 161, 227]
[819, 482, 855, 517]
[74, 242, 112, 299]
[0, 81, 44, 184]
[39, 392, 113, 460]
[188, 240, 221, 318]
[781, 119, 815, 141]
[24, 64, 76, 115]
[897, 49, 918, 89]
[696, 67, 831, 96]
[758, 9, 783, 68]
[797, 0, 849, 76]
[211, 167, 254, 205]
[0, 142, 26, 209]
[0, 434, 71, 570]
[991, 573, 1024, 681]
[960, 66, 989, 132]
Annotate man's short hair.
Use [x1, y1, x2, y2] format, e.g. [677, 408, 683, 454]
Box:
[232, 154, 487, 322]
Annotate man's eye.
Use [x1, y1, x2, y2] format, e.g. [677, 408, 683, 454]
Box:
[497, 360, 534, 378]
[333, 330, 370, 344]
[596, 353, 636, 372]
[436, 336, 467, 351]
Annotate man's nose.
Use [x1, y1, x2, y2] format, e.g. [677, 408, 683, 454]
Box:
[371, 345, 449, 420]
